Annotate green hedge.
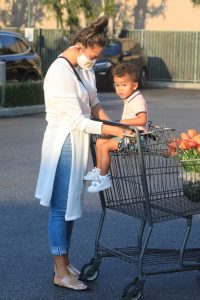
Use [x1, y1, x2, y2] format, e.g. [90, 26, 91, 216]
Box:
[0, 81, 44, 107]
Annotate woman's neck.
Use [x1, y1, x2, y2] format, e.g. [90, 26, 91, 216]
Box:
[62, 48, 77, 66]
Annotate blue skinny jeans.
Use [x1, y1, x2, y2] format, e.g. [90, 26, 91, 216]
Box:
[48, 135, 74, 255]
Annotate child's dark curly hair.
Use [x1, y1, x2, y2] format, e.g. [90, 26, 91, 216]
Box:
[112, 63, 139, 82]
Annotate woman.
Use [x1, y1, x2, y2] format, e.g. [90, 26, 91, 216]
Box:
[35, 17, 131, 291]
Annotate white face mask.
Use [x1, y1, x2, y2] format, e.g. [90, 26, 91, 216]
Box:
[77, 53, 96, 70]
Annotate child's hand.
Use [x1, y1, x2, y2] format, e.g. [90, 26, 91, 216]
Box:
[123, 129, 135, 137]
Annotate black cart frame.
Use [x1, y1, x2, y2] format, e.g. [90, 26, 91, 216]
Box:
[80, 122, 200, 300]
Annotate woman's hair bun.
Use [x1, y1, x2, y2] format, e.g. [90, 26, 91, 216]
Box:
[72, 16, 108, 47]
[90, 16, 108, 34]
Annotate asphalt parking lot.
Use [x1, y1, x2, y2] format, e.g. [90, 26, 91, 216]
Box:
[98, 88, 200, 133]
[0, 87, 200, 300]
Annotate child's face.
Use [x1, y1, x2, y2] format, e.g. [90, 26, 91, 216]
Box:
[113, 74, 138, 99]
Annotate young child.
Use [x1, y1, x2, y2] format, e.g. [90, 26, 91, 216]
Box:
[84, 63, 148, 193]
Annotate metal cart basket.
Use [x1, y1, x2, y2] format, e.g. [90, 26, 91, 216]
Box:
[80, 122, 200, 299]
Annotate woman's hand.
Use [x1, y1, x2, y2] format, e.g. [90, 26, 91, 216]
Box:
[91, 103, 111, 121]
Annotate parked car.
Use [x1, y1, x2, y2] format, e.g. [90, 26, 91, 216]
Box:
[0, 31, 42, 82]
[94, 38, 148, 91]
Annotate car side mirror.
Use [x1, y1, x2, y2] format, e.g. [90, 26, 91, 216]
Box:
[123, 51, 132, 57]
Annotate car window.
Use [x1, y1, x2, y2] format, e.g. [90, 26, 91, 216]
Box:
[0, 36, 3, 55]
[2, 35, 20, 55]
[16, 37, 30, 53]
[103, 41, 122, 57]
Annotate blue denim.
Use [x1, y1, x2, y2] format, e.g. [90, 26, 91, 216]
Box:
[48, 135, 74, 256]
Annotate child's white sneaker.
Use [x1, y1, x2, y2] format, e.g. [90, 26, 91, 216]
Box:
[87, 175, 112, 193]
[83, 167, 101, 181]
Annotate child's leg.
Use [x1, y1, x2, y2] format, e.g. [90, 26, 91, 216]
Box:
[98, 138, 119, 175]
[84, 138, 110, 181]
[96, 138, 111, 169]
[87, 138, 119, 193]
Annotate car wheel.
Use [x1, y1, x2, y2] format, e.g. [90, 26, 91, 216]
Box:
[139, 67, 147, 89]
[23, 73, 38, 81]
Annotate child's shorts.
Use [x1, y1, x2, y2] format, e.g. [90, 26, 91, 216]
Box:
[112, 136, 121, 143]
[118, 135, 145, 152]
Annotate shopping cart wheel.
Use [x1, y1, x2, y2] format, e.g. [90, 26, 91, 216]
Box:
[79, 263, 99, 282]
[122, 277, 144, 300]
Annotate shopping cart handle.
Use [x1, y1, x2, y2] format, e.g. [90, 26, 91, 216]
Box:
[92, 118, 141, 132]
[92, 118, 128, 128]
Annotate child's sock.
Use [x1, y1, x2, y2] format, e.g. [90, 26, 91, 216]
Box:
[83, 167, 101, 181]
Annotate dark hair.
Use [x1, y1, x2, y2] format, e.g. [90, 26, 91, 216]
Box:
[112, 63, 139, 82]
[72, 17, 108, 48]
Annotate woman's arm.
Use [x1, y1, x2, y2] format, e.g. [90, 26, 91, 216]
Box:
[91, 104, 133, 137]
[91, 103, 133, 137]
[91, 103, 111, 121]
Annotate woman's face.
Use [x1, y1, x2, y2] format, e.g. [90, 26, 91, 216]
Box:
[81, 44, 104, 60]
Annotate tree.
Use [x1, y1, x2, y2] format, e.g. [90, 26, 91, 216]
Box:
[100, 0, 116, 16]
[65, 0, 96, 33]
[40, 0, 116, 33]
[40, 0, 98, 30]
[191, 0, 200, 5]
[40, 0, 64, 29]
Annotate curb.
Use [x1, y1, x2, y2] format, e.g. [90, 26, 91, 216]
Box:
[0, 81, 200, 118]
[0, 105, 45, 118]
[147, 81, 200, 89]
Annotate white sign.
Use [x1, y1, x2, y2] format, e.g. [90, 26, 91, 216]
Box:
[25, 28, 34, 42]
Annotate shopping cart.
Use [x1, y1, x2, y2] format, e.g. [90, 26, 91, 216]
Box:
[80, 122, 200, 300]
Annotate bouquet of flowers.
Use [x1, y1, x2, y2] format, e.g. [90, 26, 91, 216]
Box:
[167, 129, 200, 202]
[168, 129, 200, 166]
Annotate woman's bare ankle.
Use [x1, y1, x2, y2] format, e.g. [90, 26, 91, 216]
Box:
[54, 269, 70, 280]
[54, 256, 71, 279]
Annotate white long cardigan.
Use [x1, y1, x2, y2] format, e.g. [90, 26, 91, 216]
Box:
[35, 58, 103, 220]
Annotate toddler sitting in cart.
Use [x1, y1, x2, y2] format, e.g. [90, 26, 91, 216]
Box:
[84, 63, 148, 193]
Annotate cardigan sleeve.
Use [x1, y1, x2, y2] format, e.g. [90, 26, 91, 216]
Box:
[57, 94, 103, 134]
[44, 60, 103, 135]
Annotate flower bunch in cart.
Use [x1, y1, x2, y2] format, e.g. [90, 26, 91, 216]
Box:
[167, 129, 200, 177]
